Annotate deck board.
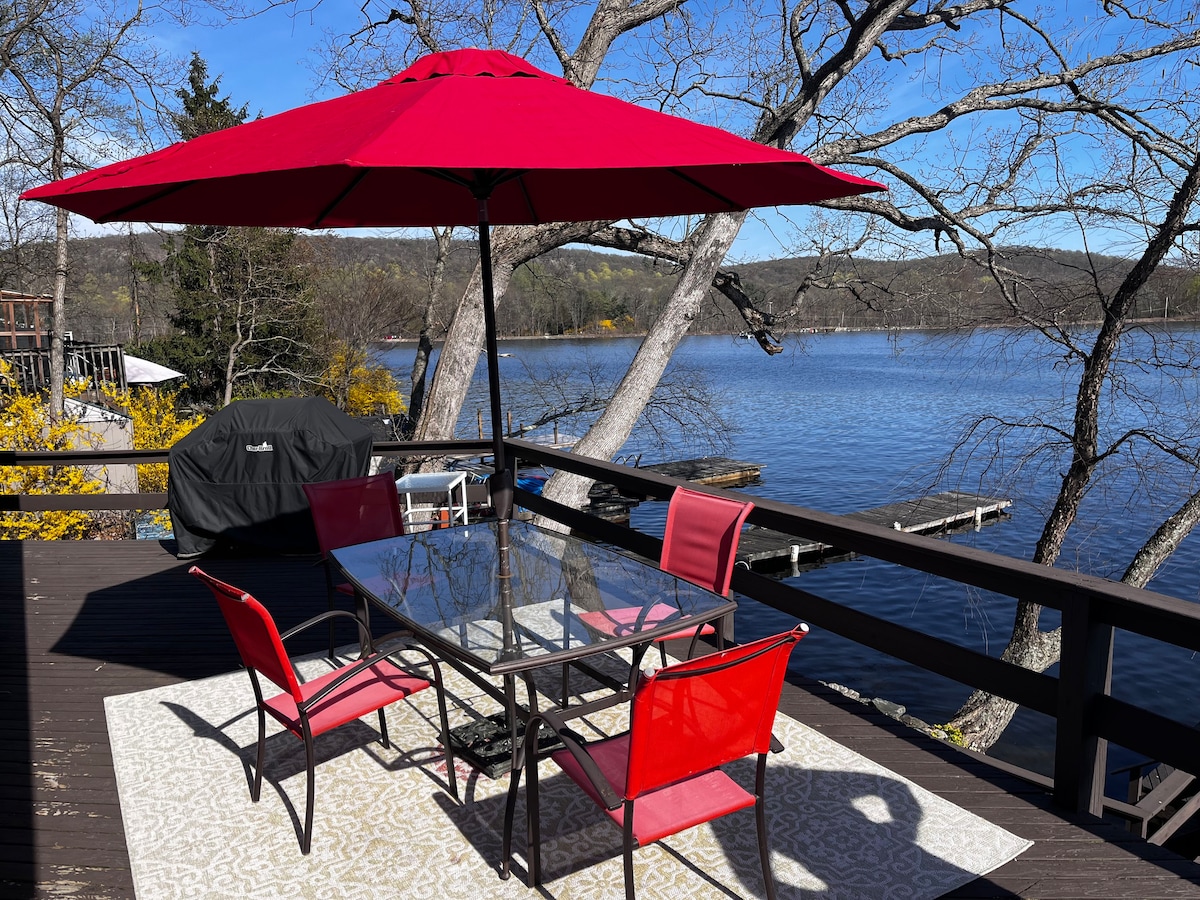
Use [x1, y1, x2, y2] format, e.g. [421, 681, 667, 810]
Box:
[2, 539, 1199, 898]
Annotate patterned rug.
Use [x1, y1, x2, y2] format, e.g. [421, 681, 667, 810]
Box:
[104, 649, 1031, 899]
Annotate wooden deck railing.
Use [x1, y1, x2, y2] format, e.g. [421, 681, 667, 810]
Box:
[3, 435, 1200, 829]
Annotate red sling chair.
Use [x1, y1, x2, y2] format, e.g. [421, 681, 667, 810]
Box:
[303, 473, 407, 656]
[191, 565, 458, 854]
[523, 624, 808, 899]
[578, 485, 754, 669]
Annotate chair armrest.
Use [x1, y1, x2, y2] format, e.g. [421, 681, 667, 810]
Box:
[299, 651, 398, 710]
[279, 608, 370, 646]
[373, 629, 419, 654]
[374, 631, 449, 691]
[634, 594, 684, 631]
[527, 709, 624, 810]
[298, 640, 430, 711]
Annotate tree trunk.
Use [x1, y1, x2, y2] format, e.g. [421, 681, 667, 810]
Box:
[538, 210, 747, 522]
[948, 148, 1200, 752]
[1123, 490, 1200, 589]
[411, 262, 512, 450]
[49, 205, 68, 420]
[408, 228, 452, 425]
[409, 220, 605, 468]
[948, 601, 1061, 751]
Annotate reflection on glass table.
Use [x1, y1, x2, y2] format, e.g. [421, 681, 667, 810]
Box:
[330, 519, 736, 677]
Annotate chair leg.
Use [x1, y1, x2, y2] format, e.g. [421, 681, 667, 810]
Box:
[325, 585, 338, 660]
[504, 760, 523, 880]
[623, 801, 637, 900]
[524, 749, 541, 886]
[755, 754, 777, 900]
[353, 589, 372, 659]
[429, 666, 459, 803]
[377, 707, 390, 749]
[251, 705, 266, 802]
[301, 729, 316, 855]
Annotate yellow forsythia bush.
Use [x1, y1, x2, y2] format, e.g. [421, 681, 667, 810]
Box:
[0, 363, 106, 539]
[100, 383, 206, 532]
[100, 384, 206, 493]
[324, 345, 406, 417]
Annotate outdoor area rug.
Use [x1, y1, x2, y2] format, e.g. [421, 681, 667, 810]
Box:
[104, 649, 1032, 899]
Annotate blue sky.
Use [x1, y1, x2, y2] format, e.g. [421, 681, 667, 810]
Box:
[154, 7, 345, 116]
[132, 5, 846, 261]
[108, 4, 1197, 263]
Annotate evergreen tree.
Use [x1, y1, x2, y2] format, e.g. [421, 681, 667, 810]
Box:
[171, 52, 250, 139]
[134, 55, 321, 408]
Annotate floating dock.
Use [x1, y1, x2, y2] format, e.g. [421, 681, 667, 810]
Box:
[586, 457, 763, 520]
[637, 456, 762, 487]
[737, 491, 1012, 572]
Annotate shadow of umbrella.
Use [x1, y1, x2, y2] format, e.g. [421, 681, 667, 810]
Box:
[454, 762, 978, 898]
[48, 553, 338, 680]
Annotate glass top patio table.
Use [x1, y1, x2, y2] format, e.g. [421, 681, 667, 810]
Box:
[329, 519, 737, 677]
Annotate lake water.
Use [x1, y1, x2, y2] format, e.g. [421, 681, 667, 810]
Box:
[377, 330, 1200, 777]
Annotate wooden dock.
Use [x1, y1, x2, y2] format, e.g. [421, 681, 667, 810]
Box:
[637, 456, 762, 487]
[738, 491, 1012, 571]
[584, 457, 764, 521]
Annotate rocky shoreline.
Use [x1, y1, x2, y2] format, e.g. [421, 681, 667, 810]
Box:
[821, 680, 966, 748]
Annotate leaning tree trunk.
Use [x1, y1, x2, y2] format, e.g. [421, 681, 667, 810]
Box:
[538, 211, 748, 521]
[409, 220, 607, 471]
[1123, 490, 1200, 589]
[410, 263, 504, 452]
[407, 227, 454, 428]
[947, 147, 1200, 752]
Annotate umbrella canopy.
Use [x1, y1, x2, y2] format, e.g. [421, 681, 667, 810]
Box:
[22, 48, 886, 517]
[24, 49, 884, 228]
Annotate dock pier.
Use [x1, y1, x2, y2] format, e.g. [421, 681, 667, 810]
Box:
[586, 456, 763, 520]
[736, 491, 1012, 572]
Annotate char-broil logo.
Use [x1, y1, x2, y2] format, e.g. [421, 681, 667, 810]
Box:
[246, 441, 274, 452]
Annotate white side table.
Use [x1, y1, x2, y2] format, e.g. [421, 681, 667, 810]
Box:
[394, 471, 469, 530]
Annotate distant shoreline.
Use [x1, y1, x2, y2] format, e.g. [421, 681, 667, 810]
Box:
[372, 318, 1199, 346]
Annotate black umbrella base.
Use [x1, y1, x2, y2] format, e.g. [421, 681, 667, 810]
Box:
[447, 711, 564, 778]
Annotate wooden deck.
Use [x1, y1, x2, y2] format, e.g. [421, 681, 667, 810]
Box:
[3, 539, 1200, 898]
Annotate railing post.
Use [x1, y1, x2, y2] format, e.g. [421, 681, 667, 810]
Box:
[1054, 593, 1114, 816]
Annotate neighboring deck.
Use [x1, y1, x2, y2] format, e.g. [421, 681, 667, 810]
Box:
[3, 540, 1200, 898]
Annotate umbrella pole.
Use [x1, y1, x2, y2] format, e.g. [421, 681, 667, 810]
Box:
[477, 197, 514, 521]
[477, 200, 518, 798]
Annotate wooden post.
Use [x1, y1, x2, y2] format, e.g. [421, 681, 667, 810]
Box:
[1054, 592, 1114, 817]
[477, 409, 484, 439]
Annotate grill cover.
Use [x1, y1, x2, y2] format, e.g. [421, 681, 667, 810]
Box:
[167, 397, 373, 557]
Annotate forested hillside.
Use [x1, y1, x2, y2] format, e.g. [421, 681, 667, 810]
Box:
[19, 232, 1198, 344]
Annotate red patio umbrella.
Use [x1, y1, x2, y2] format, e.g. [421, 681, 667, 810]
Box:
[23, 48, 885, 517]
